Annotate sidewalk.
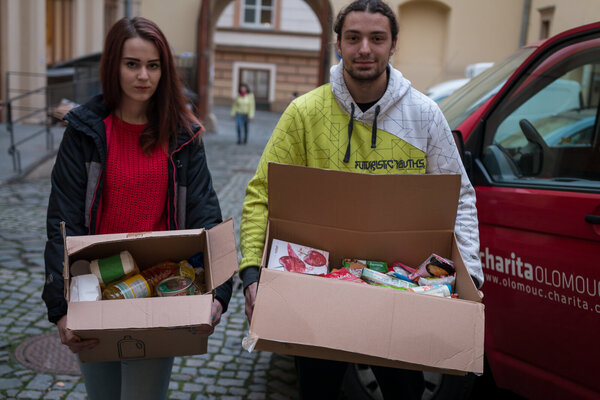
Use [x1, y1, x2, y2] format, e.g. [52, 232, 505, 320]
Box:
[0, 122, 63, 186]
[0, 106, 313, 400]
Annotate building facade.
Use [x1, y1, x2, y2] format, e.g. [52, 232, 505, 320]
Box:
[2, 0, 599, 123]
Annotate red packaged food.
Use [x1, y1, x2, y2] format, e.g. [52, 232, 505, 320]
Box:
[323, 268, 368, 284]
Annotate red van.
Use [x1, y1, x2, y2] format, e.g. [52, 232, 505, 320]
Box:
[440, 21, 600, 400]
[343, 22, 600, 400]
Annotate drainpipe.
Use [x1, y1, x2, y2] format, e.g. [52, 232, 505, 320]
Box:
[520, 0, 531, 47]
[125, 0, 132, 18]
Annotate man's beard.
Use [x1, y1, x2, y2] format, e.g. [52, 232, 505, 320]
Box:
[344, 61, 387, 82]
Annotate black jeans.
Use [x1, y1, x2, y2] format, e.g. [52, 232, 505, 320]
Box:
[295, 356, 425, 400]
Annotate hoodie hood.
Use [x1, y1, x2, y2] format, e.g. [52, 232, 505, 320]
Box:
[329, 61, 439, 154]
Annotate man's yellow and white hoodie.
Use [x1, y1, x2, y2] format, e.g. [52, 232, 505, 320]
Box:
[239, 62, 483, 288]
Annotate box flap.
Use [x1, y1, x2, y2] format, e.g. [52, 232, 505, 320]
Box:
[205, 219, 239, 291]
[66, 229, 206, 256]
[67, 295, 212, 330]
[268, 163, 460, 232]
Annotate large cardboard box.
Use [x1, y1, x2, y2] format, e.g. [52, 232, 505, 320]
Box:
[248, 164, 485, 374]
[64, 219, 238, 362]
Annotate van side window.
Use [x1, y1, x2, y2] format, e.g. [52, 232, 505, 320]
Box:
[481, 37, 600, 190]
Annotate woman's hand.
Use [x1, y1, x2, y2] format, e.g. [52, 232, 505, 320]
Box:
[211, 299, 223, 327]
[57, 315, 99, 353]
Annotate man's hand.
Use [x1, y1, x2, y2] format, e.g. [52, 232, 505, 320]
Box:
[57, 315, 98, 353]
[244, 282, 258, 323]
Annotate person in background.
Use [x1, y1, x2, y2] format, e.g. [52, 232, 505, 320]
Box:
[238, 0, 482, 398]
[42, 16, 233, 400]
[231, 83, 255, 144]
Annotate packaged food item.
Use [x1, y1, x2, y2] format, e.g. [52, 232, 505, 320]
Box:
[408, 284, 453, 297]
[418, 274, 456, 288]
[140, 260, 195, 295]
[391, 261, 416, 274]
[323, 268, 368, 284]
[70, 259, 91, 276]
[408, 253, 455, 281]
[343, 259, 388, 274]
[342, 259, 367, 269]
[156, 276, 195, 297]
[360, 268, 418, 289]
[267, 239, 328, 275]
[102, 273, 152, 300]
[90, 251, 139, 288]
[388, 265, 417, 283]
[342, 267, 363, 278]
[70, 274, 101, 302]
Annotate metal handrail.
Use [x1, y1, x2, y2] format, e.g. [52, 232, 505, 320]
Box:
[2, 73, 100, 174]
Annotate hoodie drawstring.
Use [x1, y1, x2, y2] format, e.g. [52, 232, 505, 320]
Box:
[343, 103, 381, 163]
[343, 103, 355, 163]
[371, 105, 381, 149]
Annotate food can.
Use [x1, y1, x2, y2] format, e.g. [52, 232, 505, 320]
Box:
[156, 276, 195, 297]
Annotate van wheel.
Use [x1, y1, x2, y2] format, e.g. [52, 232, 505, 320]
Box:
[341, 364, 476, 400]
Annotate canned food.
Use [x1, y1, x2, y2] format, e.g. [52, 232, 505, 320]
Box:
[156, 276, 195, 297]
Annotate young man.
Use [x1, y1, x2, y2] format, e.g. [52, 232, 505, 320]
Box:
[239, 0, 483, 398]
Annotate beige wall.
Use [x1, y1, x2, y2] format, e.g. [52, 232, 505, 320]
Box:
[1, 0, 47, 119]
[139, 0, 200, 54]
[72, 0, 104, 57]
[527, 0, 600, 43]
[326, 0, 600, 91]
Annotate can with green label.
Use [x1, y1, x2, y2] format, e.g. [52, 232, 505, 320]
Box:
[90, 251, 139, 288]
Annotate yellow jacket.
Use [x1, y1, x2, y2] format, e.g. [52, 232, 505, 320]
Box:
[240, 62, 482, 287]
[231, 93, 255, 118]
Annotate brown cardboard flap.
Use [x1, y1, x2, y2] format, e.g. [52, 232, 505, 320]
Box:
[205, 219, 239, 291]
[251, 269, 484, 373]
[67, 295, 212, 331]
[267, 163, 461, 232]
[67, 232, 207, 270]
[452, 236, 484, 302]
[266, 218, 453, 268]
[66, 229, 205, 257]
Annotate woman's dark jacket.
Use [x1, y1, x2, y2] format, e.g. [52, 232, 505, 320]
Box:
[42, 94, 233, 324]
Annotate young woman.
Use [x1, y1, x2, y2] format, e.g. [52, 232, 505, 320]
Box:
[231, 83, 255, 144]
[42, 17, 232, 400]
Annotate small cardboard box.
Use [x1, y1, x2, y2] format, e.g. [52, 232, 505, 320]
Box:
[249, 164, 484, 374]
[63, 219, 238, 363]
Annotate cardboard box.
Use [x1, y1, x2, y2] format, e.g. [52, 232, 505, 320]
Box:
[248, 164, 485, 374]
[63, 219, 238, 362]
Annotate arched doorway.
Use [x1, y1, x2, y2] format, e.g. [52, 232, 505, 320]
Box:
[196, 0, 333, 132]
[394, 0, 450, 91]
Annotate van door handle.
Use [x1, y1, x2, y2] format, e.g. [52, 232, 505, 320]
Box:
[585, 214, 600, 224]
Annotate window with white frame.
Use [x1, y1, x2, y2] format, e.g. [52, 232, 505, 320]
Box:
[242, 0, 274, 28]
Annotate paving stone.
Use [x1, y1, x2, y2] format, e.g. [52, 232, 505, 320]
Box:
[25, 374, 53, 390]
[64, 392, 86, 400]
[43, 390, 67, 399]
[228, 387, 248, 396]
[216, 378, 245, 387]
[16, 390, 43, 399]
[0, 378, 22, 390]
[247, 393, 267, 400]
[169, 392, 192, 400]
[0, 365, 12, 376]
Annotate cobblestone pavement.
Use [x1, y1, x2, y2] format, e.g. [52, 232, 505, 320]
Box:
[0, 107, 303, 399]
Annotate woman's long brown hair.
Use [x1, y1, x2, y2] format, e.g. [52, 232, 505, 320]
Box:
[100, 17, 201, 153]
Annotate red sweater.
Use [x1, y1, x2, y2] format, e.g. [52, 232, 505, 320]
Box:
[97, 114, 168, 234]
